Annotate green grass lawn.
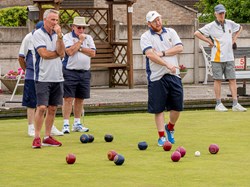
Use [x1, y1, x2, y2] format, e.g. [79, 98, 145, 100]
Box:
[0, 109, 249, 187]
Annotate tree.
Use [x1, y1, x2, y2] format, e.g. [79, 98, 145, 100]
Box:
[195, 0, 250, 23]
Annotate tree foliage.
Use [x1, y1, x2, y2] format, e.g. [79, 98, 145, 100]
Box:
[195, 0, 250, 23]
[0, 6, 28, 27]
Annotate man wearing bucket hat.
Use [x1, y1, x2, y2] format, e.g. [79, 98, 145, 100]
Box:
[62, 17, 96, 134]
[194, 4, 246, 112]
[140, 11, 184, 146]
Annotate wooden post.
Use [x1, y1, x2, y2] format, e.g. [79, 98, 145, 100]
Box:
[194, 18, 199, 84]
[108, 3, 113, 43]
[33, 0, 61, 20]
[127, 2, 134, 88]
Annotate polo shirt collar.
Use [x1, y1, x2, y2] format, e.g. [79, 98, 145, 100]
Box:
[215, 19, 226, 25]
[72, 30, 79, 38]
[149, 27, 167, 35]
[41, 25, 56, 35]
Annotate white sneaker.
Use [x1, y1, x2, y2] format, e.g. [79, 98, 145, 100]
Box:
[232, 103, 247, 112]
[28, 125, 35, 137]
[62, 124, 70, 134]
[51, 125, 64, 136]
[72, 124, 89, 132]
[215, 103, 228, 112]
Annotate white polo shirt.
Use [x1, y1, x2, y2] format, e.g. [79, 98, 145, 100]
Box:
[19, 32, 36, 80]
[33, 26, 64, 82]
[140, 27, 183, 82]
[198, 19, 241, 62]
[63, 31, 96, 70]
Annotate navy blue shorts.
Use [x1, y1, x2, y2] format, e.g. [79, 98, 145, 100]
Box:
[148, 74, 183, 114]
[22, 80, 37, 108]
[63, 68, 91, 99]
[35, 82, 63, 106]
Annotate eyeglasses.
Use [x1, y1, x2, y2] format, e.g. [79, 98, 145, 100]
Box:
[76, 26, 85, 30]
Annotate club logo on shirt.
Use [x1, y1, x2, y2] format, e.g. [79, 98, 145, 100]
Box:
[229, 29, 231, 33]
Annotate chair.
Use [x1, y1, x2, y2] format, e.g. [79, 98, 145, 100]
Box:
[200, 45, 213, 84]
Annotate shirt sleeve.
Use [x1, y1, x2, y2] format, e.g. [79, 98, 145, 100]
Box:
[140, 32, 152, 55]
[86, 35, 96, 50]
[19, 33, 30, 57]
[198, 22, 213, 37]
[33, 30, 46, 50]
[63, 33, 74, 48]
[168, 28, 183, 46]
[229, 20, 241, 33]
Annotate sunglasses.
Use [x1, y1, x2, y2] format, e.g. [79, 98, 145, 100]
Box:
[76, 26, 85, 30]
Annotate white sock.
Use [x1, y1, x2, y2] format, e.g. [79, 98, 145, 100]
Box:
[63, 119, 69, 125]
[74, 118, 81, 125]
[28, 124, 34, 128]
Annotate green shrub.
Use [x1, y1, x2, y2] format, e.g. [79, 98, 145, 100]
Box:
[0, 6, 28, 27]
[0, 6, 86, 27]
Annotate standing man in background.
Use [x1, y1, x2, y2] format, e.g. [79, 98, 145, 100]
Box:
[61, 17, 96, 134]
[140, 11, 184, 146]
[18, 21, 63, 137]
[32, 9, 65, 148]
[194, 4, 246, 112]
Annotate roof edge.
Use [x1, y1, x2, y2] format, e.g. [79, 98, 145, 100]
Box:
[167, 0, 198, 13]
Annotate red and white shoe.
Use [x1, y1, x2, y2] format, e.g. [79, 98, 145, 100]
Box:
[42, 136, 62, 147]
[32, 137, 41, 149]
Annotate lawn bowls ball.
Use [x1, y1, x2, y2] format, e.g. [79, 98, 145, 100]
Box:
[107, 150, 118, 161]
[171, 151, 181, 162]
[66, 153, 76, 164]
[80, 134, 89, 143]
[163, 141, 172, 151]
[114, 154, 125, 165]
[209, 144, 219, 154]
[104, 134, 114, 142]
[88, 134, 94, 143]
[176, 146, 186, 157]
[138, 141, 148, 150]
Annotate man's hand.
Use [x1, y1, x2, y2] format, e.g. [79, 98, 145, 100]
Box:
[79, 34, 87, 42]
[53, 24, 62, 35]
[168, 65, 179, 74]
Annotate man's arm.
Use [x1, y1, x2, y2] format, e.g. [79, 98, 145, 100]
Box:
[155, 44, 183, 57]
[145, 48, 177, 74]
[194, 30, 214, 47]
[54, 24, 65, 58]
[37, 48, 60, 59]
[65, 34, 96, 58]
[18, 56, 26, 70]
[232, 26, 242, 44]
[78, 47, 96, 58]
[56, 35, 65, 58]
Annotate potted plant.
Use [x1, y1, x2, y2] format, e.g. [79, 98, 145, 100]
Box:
[179, 64, 187, 79]
[0, 68, 25, 94]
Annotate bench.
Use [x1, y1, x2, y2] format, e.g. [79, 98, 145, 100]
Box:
[91, 42, 130, 88]
[200, 45, 250, 96]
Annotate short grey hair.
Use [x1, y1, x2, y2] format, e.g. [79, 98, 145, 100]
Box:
[43, 9, 59, 19]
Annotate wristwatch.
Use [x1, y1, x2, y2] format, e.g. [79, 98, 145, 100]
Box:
[58, 34, 63, 40]
[79, 47, 82, 52]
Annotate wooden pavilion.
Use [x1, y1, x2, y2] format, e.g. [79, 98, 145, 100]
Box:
[33, 0, 136, 88]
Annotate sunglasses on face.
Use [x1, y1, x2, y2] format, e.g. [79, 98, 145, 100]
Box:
[76, 26, 85, 30]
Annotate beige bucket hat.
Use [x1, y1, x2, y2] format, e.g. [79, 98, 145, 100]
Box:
[72, 16, 90, 27]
